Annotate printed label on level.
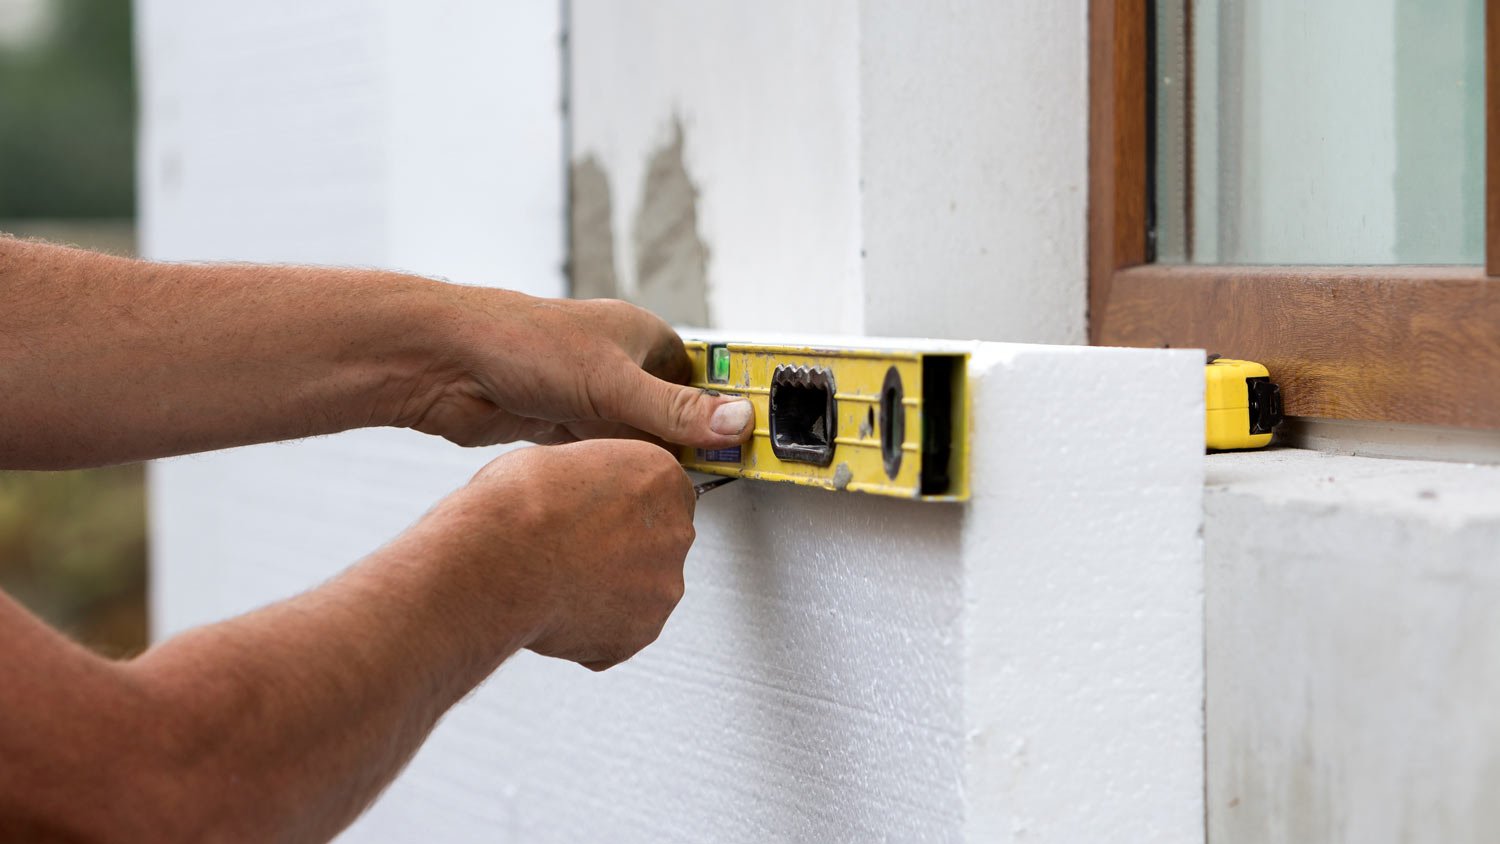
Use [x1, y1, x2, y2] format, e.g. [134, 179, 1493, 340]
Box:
[696, 446, 742, 463]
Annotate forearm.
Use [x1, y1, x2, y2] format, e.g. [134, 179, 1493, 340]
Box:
[0, 494, 532, 842]
[0, 237, 470, 469]
[134, 507, 531, 841]
[0, 235, 752, 468]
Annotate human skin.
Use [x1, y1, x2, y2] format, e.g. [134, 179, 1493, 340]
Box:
[0, 237, 752, 841]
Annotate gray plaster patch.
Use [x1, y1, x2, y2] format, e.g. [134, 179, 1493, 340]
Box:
[832, 463, 854, 490]
[632, 120, 711, 326]
[568, 155, 620, 300]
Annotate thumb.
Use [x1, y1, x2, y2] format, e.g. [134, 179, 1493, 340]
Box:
[602, 367, 755, 449]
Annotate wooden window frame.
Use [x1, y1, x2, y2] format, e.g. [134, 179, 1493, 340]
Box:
[1089, 0, 1500, 429]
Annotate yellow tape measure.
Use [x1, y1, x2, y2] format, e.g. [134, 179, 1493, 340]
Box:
[1205, 356, 1283, 450]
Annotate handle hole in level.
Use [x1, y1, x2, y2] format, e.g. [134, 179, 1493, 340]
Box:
[880, 367, 904, 479]
[769, 365, 838, 466]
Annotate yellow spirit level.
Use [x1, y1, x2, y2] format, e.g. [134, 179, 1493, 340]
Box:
[679, 341, 970, 501]
[1205, 357, 1283, 450]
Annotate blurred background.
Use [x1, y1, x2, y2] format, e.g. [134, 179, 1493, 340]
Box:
[0, 0, 145, 656]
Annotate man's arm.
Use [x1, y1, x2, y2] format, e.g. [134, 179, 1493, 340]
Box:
[0, 440, 694, 842]
[0, 237, 753, 469]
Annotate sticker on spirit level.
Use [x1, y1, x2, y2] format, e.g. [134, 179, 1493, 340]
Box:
[696, 446, 743, 463]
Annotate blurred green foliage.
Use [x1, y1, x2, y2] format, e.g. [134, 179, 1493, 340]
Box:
[0, 465, 147, 656]
[0, 0, 134, 217]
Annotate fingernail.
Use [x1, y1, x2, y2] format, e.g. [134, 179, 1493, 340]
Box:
[709, 399, 753, 436]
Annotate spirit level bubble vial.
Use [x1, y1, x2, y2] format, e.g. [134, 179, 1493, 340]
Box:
[680, 341, 971, 501]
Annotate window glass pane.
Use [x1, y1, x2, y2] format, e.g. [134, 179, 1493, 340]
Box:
[1154, 0, 1484, 265]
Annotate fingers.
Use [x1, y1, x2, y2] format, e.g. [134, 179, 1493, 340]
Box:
[597, 366, 755, 450]
[525, 429, 581, 446]
[585, 298, 692, 386]
[638, 326, 694, 386]
[474, 437, 694, 671]
[556, 419, 670, 448]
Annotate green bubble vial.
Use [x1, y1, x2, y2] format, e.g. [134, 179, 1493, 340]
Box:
[710, 345, 731, 382]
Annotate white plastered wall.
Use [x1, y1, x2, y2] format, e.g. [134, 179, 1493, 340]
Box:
[141, 1, 1205, 841]
[567, 0, 865, 334]
[569, 0, 1087, 343]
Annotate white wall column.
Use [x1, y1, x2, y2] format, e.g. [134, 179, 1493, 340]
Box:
[858, 0, 1088, 343]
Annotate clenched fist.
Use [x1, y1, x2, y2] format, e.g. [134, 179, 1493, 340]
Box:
[426, 439, 697, 671]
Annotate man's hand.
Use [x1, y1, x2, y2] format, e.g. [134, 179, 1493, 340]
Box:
[0, 237, 753, 468]
[396, 290, 753, 451]
[425, 439, 696, 670]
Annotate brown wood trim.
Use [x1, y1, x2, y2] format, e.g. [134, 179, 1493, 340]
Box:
[1091, 0, 1500, 428]
[1488, 0, 1499, 275]
[1099, 265, 1500, 428]
[1088, 0, 1150, 344]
